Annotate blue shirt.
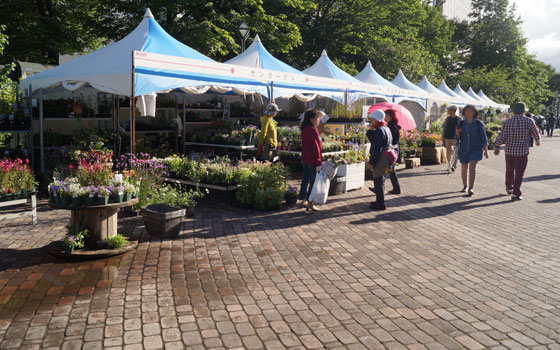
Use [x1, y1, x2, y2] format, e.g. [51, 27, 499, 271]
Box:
[458, 120, 488, 162]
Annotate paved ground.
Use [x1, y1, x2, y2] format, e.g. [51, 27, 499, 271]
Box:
[0, 134, 559, 350]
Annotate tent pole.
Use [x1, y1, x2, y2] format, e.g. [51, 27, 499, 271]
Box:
[270, 82, 274, 103]
[39, 88, 44, 173]
[130, 52, 136, 154]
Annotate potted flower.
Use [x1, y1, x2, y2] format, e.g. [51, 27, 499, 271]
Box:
[123, 182, 138, 202]
[62, 224, 88, 254]
[112, 184, 125, 203]
[83, 186, 96, 206]
[97, 186, 110, 205]
[59, 186, 72, 206]
[284, 185, 298, 205]
[69, 182, 87, 206]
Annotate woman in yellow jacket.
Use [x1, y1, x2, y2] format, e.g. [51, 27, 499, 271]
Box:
[258, 103, 280, 161]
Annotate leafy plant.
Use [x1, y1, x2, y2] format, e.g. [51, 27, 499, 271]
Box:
[0, 158, 36, 195]
[147, 185, 205, 209]
[107, 234, 128, 249]
[63, 224, 88, 249]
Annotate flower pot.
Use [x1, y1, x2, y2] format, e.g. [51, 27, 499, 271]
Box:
[83, 195, 94, 206]
[97, 196, 109, 205]
[64, 245, 74, 254]
[112, 194, 124, 203]
[141, 204, 186, 238]
[71, 196, 82, 207]
[61, 196, 71, 207]
[285, 197, 297, 205]
[125, 193, 133, 202]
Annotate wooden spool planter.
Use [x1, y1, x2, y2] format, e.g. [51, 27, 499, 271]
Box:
[49, 199, 138, 250]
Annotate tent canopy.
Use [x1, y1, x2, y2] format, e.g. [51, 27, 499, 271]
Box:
[226, 35, 303, 75]
[355, 61, 398, 88]
[417, 76, 449, 97]
[21, 9, 218, 96]
[438, 80, 460, 98]
[467, 87, 486, 103]
[304, 50, 362, 83]
[453, 84, 472, 100]
[478, 90, 498, 105]
[391, 70, 424, 92]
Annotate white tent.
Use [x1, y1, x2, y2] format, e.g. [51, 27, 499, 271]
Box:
[355, 61, 398, 89]
[453, 84, 473, 100]
[391, 70, 427, 109]
[417, 76, 450, 98]
[466, 87, 487, 105]
[438, 80, 460, 98]
[478, 90, 499, 106]
[20, 9, 230, 96]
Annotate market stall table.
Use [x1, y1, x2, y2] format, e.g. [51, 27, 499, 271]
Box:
[49, 199, 138, 249]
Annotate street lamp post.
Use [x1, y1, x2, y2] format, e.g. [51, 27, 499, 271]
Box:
[237, 21, 250, 52]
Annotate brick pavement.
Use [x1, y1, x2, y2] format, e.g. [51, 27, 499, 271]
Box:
[0, 136, 559, 349]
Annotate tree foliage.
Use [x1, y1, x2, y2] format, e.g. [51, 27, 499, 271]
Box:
[0, 0, 557, 113]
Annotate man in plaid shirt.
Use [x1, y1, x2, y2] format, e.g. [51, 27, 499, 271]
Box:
[494, 102, 540, 200]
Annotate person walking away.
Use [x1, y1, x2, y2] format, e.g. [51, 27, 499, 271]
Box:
[525, 113, 534, 147]
[456, 105, 489, 196]
[299, 109, 324, 211]
[442, 105, 462, 165]
[546, 113, 556, 137]
[385, 109, 401, 194]
[258, 103, 280, 161]
[494, 102, 540, 200]
[367, 110, 393, 211]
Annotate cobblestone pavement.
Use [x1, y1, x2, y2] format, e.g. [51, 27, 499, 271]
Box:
[1, 136, 560, 350]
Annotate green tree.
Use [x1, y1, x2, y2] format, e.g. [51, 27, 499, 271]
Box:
[466, 0, 527, 69]
[0, 0, 110, 64]
[0, 25, 15, 102]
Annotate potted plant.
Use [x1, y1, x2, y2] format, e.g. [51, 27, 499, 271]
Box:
[97, 186, 110, 205]
[142, 203, 186, 238]
[62, 224, 88, 254]
[107, 234, 128, 249]
[123, 182, 138, 202]
[285, 185, 298, 205]
[112, 184, 125, 203]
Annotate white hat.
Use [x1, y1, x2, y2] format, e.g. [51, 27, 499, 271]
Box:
[368, 109, 385, 122]
[448, 105, 458, 111]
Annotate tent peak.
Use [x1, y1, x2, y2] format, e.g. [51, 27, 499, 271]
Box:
[366, 60, 372, 67]
[144, 8, 154, 18]
[253, 34, 261, 42]
[321, 49, 328, 56]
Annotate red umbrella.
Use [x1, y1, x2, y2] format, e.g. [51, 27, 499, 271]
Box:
[368, 102, 417, 130]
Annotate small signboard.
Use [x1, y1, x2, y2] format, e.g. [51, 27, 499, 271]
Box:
[222, 106, 231, 121]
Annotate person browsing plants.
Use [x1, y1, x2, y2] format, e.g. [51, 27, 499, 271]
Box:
[366, 110, 396, 211]
[299, 109, 325, 211]
[456, 105, 489, 196]
[258, 103, 281, 162]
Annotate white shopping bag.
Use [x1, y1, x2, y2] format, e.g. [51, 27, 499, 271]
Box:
[321, 161, 338, 180]
[308, 171, 330, 205]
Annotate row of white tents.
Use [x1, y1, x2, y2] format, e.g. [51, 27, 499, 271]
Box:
[21, 9, 507, 111]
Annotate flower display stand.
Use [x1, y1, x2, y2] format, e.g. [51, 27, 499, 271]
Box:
[418, 147, 447, 165]
[49, 199, 138, 249]
[0, 194, 37, 224]
[337, 162, 365, 191]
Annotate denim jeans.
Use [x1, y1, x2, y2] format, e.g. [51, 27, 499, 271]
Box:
[299, 163, 317, 201]
[387, 165, 400, 192]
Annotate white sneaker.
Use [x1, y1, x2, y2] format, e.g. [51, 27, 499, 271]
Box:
[511, 195, 523, 201]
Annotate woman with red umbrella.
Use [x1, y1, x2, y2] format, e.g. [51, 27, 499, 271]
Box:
[385, 109, 401, 194]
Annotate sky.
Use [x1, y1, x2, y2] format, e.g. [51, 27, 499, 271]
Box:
[512, 0, 560, 70]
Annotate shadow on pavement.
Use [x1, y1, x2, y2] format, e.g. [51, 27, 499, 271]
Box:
[524, 174, 560, 183]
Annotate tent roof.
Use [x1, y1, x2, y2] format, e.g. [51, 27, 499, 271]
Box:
[225, 35, 303, 74]
[467, 87, 485, 102]
[478, 90, 498, 105]
[21, 9, 214, 95]
[354, 61, 398, 88]
[391, 70, 423, 92]
[303, 50, 361, 83]
[453, 84, 472, 100]
[417, 76, 448, 97]
[437, 80, 459, 98]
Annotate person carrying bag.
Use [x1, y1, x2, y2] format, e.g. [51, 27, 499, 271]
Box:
[367, 110, 393, 211]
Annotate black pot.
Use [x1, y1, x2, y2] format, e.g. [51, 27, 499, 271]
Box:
[141, 204, 186, 238]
